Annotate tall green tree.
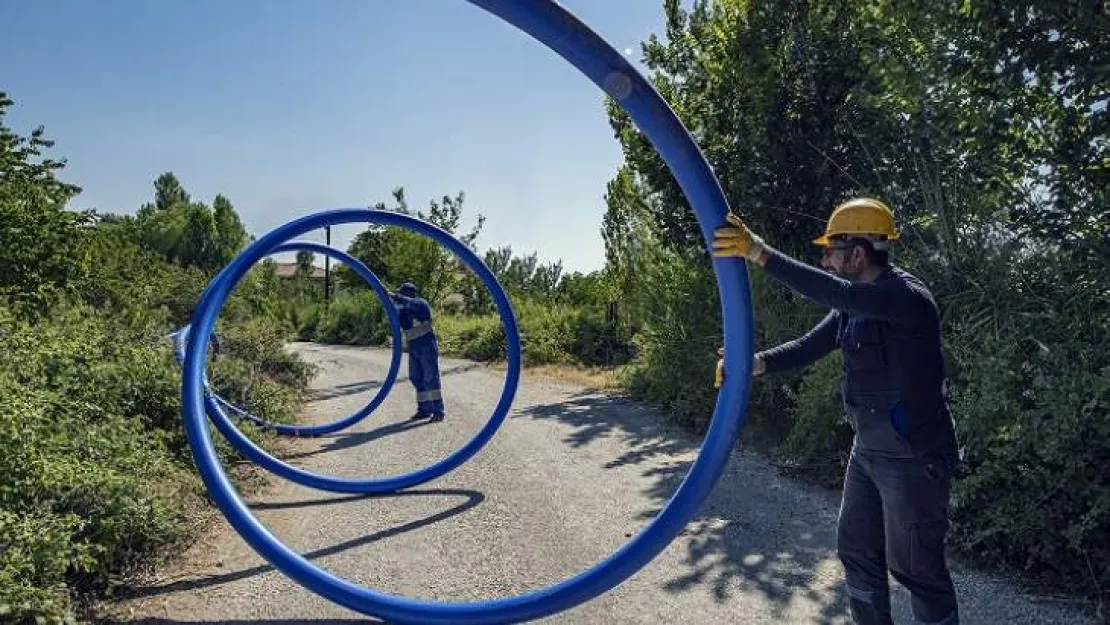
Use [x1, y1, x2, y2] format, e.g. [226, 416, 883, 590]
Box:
[342, 187, 484, 304]
[135, 175, 249, 274]
[457, 245, 567, 312]
[153, 171, 189, 212]
[0, 91, 89, 314]
[212, 194, 248, 266]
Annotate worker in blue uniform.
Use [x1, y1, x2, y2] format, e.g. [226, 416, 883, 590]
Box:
[713, 198, 960, 625]
[389, 282, 445, 422]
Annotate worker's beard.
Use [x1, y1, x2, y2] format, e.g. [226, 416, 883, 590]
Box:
[830, 259, 865, 282]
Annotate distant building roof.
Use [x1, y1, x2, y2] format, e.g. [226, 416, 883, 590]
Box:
[272, 262, 331, 280]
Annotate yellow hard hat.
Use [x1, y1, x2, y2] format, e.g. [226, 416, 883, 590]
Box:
[812, 197, 901, 247]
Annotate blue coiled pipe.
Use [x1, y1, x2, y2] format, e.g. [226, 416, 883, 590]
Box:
[185, 210, 521, 497]
[179, 1, 755, 622]
[174, 240, 404, 438]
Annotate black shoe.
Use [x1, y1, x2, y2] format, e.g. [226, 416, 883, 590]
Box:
[409, 411, 431, 421]
[429, 412, 445, 422]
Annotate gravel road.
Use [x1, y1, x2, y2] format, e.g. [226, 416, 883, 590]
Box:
[101, 343, 1096, 624]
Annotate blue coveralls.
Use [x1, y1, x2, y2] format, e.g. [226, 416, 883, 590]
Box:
[392, 294, 445, 417]
[757, 250, 960, 625]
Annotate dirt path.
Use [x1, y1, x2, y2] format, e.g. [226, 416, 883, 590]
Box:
[100, 343, 1095, 624]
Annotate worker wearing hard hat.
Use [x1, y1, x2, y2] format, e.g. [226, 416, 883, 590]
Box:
[389, 282, 445, 422]
[713, 198, 960, 625]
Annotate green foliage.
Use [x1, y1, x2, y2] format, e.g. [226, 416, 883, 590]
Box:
[208, 319, 315, 425]
[134, 173, 250, 274]
[514, 300, 628, 366]
[781, 352, 853, 486]
[950, 351, 1110, 592]
[438, 301, 629, 367]
[0, 304, 309, 623]
[456, 246, 567, 314]
[340, 187, 484, 304]
[552, 270, 615, 308]
[311, 183, 634, 367]
[0, 93, 311, 623]
[927, 242, 1110, 595]
[617, 251, 720, 430]
[602, 0, 1109, 601]
[0, 92, 90, 316]
[0, 509, 79, 623]
[304, 292, 628, 367]
[77, 214, 207, 323]
[311, 291, 392, 346]
[434, 314, 506, 362]
[0, 308, 196, 623]
[212, 194, 249, 268]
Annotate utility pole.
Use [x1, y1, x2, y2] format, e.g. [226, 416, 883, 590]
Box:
[324, 225, 331, 307]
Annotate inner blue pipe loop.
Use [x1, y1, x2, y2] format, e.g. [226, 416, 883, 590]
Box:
[170, 241, 404, 438]
[187, 213, 521, 494]
[180, 1, 756, 622]
[227, 241, 403, 437]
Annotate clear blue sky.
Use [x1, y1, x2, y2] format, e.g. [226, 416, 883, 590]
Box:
[0, 1, 675, 273]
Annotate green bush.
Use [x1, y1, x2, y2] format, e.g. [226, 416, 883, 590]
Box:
[568, 309, 633, 366]
[436, 313, 505, 361]
[947, 335, 1110, 595]
[292, 302, 322, 341]
[434, 300, 632, 366]
[304, 291, 634, 368]
[0, 304, 310, 623]
[618, 256, 720, 430]
[0, 311, 197, 623]
[312, 292, 390, 345]
[0, 509, 81, 623]
[780, 352, 854, 486]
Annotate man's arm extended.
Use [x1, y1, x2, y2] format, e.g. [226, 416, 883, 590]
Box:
[389, 292, 414, 308]
[759, 310, 839, 374]
[759, 249, 925, 325]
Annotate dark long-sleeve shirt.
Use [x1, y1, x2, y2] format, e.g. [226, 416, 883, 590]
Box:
[755, 248, 957, 460]
[757, 249, 936, 374]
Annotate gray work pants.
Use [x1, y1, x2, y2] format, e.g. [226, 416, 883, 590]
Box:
[837, 446, 960, 624]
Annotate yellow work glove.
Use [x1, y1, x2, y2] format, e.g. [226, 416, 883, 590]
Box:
[714, 347, 725, 389]
[711, 213, 765, 262]
[714, 347, 766, 388]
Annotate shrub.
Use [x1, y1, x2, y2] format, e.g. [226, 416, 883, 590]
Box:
[0, 310, 198, 623]
[780, 352, 854, 486]
[947, 337, 1110, 597]
[435, 313, 506, 361]
[0, 303, 310, 623]
[312, 292, 391, 345]
[304, 291, 635, 368]
[618, 256, 721, 431]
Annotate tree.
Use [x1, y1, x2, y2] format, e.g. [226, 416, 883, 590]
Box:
[0, 91, 89, 314]
[135, 175, 250, 274]
[342, 187, 485, 304]
[295, 250, 315, 278]
[153, 172, 189, 212]
[554, 270, 614, 308]
[212, 194, 248, 267]
[178, 203, 218, 271]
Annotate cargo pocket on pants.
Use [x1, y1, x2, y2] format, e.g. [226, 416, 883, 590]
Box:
[908, 519, 947, 579]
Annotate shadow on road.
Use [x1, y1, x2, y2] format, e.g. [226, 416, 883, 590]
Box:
[280, 418, 435, 461]
[306, 362, 487, 402]
[519, 390, 850, 624]
[307, 378, 385, 401]
[115, 488, 485, 602]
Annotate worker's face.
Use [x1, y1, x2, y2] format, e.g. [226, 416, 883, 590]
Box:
[820, 242, 866, 280]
